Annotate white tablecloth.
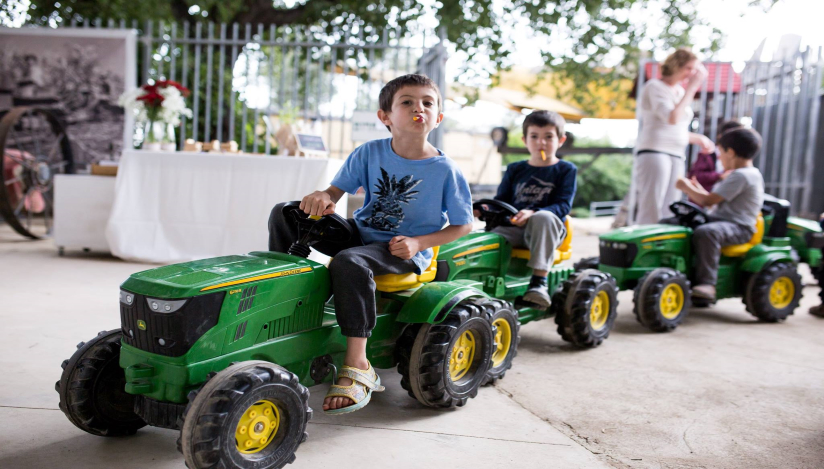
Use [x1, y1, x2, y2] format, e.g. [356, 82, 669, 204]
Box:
[106, 150, 346, 263]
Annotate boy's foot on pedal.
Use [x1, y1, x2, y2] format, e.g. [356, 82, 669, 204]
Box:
[691, 284, 716, 301]
[523, 275, 551, 309]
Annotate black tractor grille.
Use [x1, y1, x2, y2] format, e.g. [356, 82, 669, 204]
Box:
[120, 291, 225, 357]
[599, 244, 638, 268]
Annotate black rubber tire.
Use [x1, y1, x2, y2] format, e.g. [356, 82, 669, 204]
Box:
[633, 268, 691, 332]
[398, 299, 493, 408]
[178, 361, 311, 469]
[56, 329, 146, 437]
[553, 269, 619, 347]
[573, 256, 600, 272]
[479, 299, 520, 385]
[743, 262, 803, 322]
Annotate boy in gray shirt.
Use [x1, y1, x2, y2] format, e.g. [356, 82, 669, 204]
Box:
[675, 128, 765, 301]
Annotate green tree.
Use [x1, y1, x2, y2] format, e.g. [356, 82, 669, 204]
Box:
[5, 0, 778, 111]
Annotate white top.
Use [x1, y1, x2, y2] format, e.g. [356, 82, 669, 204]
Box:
[635, 79, 693, 158]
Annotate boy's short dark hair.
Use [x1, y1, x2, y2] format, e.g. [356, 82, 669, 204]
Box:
[717, 120, 743, 136]
[378, 74, 442, 130]
[522, 110, 565, 139]
[717, 127, 762, 160]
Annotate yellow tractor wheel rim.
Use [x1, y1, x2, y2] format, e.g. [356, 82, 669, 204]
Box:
[659, 284, 685, 320]
[449, 330, 477, 381]
[590, 291, 610, 331]
[769, 276, 794, 309]
[235, 400, 280, 454]
[491, 318, 512, 367]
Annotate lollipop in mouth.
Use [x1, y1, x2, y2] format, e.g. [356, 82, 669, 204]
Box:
[540, 150, 547, 161]
[413, 115, 422, 122]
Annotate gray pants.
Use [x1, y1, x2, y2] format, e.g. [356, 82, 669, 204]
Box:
[692, 218, 753, 286]
[492, 211, 567, 271]
[268, 202, 417, 338]
[634, 152, 685, 224]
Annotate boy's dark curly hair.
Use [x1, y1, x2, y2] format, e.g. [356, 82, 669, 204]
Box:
[717, 127, 762, 160]
[522, 110, 565, 139]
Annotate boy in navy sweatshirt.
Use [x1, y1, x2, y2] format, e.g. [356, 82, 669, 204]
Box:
[488, 110, 577, 308]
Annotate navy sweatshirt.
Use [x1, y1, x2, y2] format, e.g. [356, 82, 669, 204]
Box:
[494, 159, 577, 220]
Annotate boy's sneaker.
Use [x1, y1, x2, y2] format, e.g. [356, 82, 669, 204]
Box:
[810, 305, 824, 318]
[523, 276, 551, 309]
[691, 284, 716, 301]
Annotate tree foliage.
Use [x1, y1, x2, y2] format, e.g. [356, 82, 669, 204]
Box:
[7, 0, 777, 111]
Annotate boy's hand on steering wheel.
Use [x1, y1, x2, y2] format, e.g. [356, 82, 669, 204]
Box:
[300, 190, 336, 216]
[388, 236, 422, 260]
[510, 209, 534, 227]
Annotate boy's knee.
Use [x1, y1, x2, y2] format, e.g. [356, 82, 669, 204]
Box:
[693, 225, 720, 243]
[328, 249, 367, 274]
[528, 211, 559, 227]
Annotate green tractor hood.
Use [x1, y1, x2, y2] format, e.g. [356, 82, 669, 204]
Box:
[120, 251, 320, 298]
[600, 224, 691, 243]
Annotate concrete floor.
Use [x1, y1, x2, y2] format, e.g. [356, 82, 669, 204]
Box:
[1, 219, 822, 469]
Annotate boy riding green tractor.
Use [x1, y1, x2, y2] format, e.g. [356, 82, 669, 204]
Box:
[571, 127, 806, 332]
[55, 84, 606, 469]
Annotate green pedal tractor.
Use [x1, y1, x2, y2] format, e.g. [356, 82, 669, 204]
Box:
[573, 200, 805, 333]
[56, 200, 609, 469]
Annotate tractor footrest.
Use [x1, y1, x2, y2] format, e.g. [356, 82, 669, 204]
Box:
[134, 395, 187, 430]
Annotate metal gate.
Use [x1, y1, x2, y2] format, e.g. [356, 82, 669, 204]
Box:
[64, 19, 444, 158]
[632, 48, 823, 218]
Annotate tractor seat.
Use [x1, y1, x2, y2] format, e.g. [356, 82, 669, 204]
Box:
[374, 246, 441, 293]
[720, 214, 765, 257]
[511, 217, 573, 265]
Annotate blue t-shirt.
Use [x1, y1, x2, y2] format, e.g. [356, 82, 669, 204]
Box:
[494, 159, 577, 220]
[331, 138, 474, 273]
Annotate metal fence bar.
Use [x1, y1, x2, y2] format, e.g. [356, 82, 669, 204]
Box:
[216, 23, 226, 142]
[204, 22, 214, 143]
[241, 24, 251, 153]
[779, 53, 800, 201]
[770, 60, 788, 194]
[801, 47, 823, 214]
[169, 22, 177, 82]
[253, 24, 263, 154]
[265, 24, 276, 155]
[228, 23, 239, 143]
[759, 62, 775, 173]
[142, 20, 152, 85]
[179, 22, 190, 146]
[156, 21, 164, 79]
[192, 22, 202, 142]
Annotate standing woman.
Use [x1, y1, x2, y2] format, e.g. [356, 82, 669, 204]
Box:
[633, 48, 713, 224]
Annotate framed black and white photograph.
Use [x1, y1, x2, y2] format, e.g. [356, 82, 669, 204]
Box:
[0, 27, 136, 165]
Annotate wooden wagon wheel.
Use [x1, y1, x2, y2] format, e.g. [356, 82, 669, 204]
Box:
[0, 106, 74, 239]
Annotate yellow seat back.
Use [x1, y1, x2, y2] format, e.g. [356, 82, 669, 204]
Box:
[374, 246, 441, 293]
[720, 214, 765, 257]
[510, 216, 573, 265]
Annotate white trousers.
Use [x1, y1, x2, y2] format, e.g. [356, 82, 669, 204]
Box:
[633, 152, 685, 225]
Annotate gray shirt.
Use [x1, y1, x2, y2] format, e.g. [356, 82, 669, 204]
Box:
[711, 166, 764, 233]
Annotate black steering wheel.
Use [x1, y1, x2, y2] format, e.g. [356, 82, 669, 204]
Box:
[669, 201, 709, 229]
[473, 198, 518, 232]
[281, 201, 353, 257]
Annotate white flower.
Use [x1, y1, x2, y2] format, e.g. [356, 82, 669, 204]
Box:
[118, 84, 192, 126]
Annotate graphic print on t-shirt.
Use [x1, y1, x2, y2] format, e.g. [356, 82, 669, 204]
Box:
[366, 167, 422, 231]
[513, 177, 555, 207]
